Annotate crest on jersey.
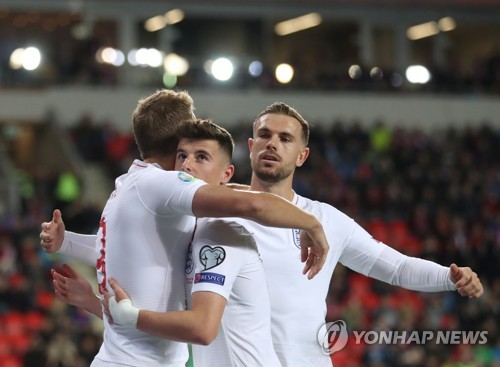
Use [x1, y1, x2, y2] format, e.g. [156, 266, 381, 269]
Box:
[185, 244, 194, 274]
[199, 245, 226, 270]
[292, 228, 301, 249]
[178, 171, 197, 183]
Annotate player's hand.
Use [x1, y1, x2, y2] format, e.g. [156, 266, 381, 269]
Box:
[449, 263, 483, 298]
[300, 223, 329, 280]
[104, 277, 139, 327]
[40, 209, 65, 253]
[52, 264, 103, 318]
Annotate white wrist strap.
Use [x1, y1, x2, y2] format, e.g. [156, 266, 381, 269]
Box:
[109, 297, 139, 328]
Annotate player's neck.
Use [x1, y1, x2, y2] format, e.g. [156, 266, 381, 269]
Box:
[144, 154, 176, 171]
[250, 175, 295, 202]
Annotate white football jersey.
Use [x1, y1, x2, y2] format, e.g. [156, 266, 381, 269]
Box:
[92, 160, 206, 367]
[186, 218, 281, 367]
[242, 193, 384, 367]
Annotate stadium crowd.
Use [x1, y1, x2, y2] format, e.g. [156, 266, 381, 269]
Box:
[0, 114, 499, 366]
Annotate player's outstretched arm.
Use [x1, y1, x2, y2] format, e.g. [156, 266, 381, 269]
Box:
[40, 210, 98, 265]
[192, 185, 329, 278]
[40, 209, 65, 253]
[52, 264, 103, 318]
[104, 278, 225, 345]
[449, 263, 483, 298]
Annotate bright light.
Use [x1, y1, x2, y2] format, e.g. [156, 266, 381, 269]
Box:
[164, 53, 189, 76]
[203, 60, 213, 75]
[248, 61, 263, 77]
[99, 48, 125, 67]
[128, 49, 139, 66]
[135, 48, 163, 67]
[145, 9, 184, 32]
[407, 21, 439, 40]
[275, 13, 322, 36]
[406, 65, 431, 84]
[211, 58, 234, 81]
[370, 67, 383, 80]
[22, 47, 41, 70]
[165, 9, 184, 25]
[146, 49, 163, 67]
[438, 17, 456, 32]
[113, 50, 125, 66]
[9, 48, 24, 69]
[275, 63, 294, 84]
[348, 65, 362, 80]
[145, 15, 166, 32]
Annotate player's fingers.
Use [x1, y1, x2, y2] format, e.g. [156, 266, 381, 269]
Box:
[458, 278, 483, 298]
[102, 299, 114, 324]
[300, 242, 308, 263]
[53, 209, 62, 224]
[62, 264, 79, 279]
[52, 270, 66, 284]
[454, 269, 474, 289]
[53, 279, 68, 298]
[302, 252, 315, 277]
[108, 277, 128, 301]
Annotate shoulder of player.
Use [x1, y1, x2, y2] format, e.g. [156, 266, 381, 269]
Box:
[195, 218, 254, 245]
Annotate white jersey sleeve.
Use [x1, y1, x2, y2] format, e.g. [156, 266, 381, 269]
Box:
[191, 219, 252, 299]
[339, 221, 456, 291]
[59, 231, 98, 266]
[136, 170, 205, 217]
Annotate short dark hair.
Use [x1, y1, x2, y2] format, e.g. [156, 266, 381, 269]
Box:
[253, 102, 310, 146]
[176, 119, 234, 162]
[132, 89, 195, 159]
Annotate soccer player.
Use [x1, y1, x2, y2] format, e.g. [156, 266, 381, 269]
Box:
[240, 102, 483, 367]
[104, 119, 281, 366]
[39, 91, 329, 367]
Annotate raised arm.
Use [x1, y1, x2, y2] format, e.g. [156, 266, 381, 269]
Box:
[192, 186, 329, 278]
[340, 228, 483, 298]
[40, 209, 98, 266]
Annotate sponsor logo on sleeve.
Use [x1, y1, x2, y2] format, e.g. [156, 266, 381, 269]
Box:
[194, 272, 226, 286]
[178, 171, 197, 183]
[200, 245, 226, 270]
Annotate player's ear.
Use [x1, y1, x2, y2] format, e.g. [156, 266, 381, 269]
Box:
[220, 164, 235, 185]
[296, 147, 309, 167]
[248, 138, 254, 151]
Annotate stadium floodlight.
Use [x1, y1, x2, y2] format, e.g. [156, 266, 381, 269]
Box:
[145, 9, 184, 32]
[406, 65, 431, 84]
[211, 57, 234, 81]
[164, 53, 189, 76]
[275, 13, 322, 36]
[248, 61, 263, 77]
[407, 21, 439, 40]
[275, 63, 294, 84]
[15, 47, 41, 71]
[438, 17, 456, 32]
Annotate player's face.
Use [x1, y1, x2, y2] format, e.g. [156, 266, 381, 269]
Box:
[175, 138, 234, 185]
[249, 114, 309, 183]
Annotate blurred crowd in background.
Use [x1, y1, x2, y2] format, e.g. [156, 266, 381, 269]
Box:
[0, 113, 499, 367]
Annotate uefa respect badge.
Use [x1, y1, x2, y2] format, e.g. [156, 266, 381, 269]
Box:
[317, 320, 348, 355]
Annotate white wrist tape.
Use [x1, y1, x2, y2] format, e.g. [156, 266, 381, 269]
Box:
[109, 297, 139, 328]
